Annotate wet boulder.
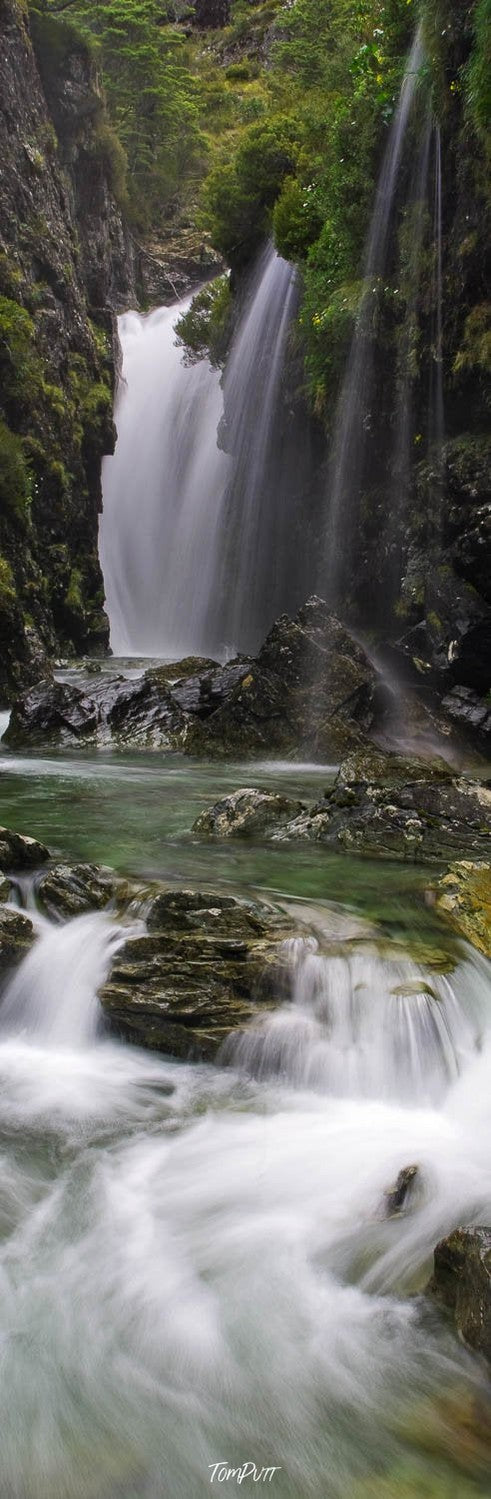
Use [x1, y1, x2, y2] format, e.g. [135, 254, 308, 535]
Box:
[192, 787, 306, 839]
[273, 775, 491, 864]
[0, 906, 36, 973]
[4, 679, 99, 747]
[441, 684, 491, 743]
[99, 888, 294, 1060]
[168, 659, 253, 719]
[435, 861, 491, 958]
[428, 1227, 491, 1363]
[0, 826, 50, 871]
[185, 598, 378, 759]
[36, 862, 119, 920]
[383, 1164, 419, 1217]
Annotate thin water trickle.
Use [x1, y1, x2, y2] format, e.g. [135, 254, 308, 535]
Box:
[323, 24, 425, 604]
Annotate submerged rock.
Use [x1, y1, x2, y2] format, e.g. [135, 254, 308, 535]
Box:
[192, 788, 306, 839]
[383, 1164, 419, 1217]
[0, 826, 49, 871]
[428, 1227, 491, 1363]
[36, 863, 119, 920]
[435, 861, 491, 957]
[0, 907, 36, 973]
[99, 888, 294, 1060]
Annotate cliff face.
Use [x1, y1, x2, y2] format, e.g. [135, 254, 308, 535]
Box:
[0, 0, 136, 702]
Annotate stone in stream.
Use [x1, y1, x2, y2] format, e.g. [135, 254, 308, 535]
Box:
[192, 787, 306, 839]
[428, 1227, 491, 1363]
[383, 1164, 419, 1217]
[271, 773, 491, 864]
[435, 861, 491, 958]
[0, 906, 36, 973]
[99, 888, 295, 1061]
[36, 863, 120, 920]
[0, 825, 50, 871]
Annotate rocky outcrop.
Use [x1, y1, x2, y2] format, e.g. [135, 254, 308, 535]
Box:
[428, 1227, 491, 1364]
[0, 0, 136, 702]
[99, 888, 294, 1060]
[193, 787, 306, 839]
[3, 598, 380, 756]
[0, 825, 49, 871]
[269, 774, 491, 864]
[435, 861, 491, 958]
[0, 906, 36, 973]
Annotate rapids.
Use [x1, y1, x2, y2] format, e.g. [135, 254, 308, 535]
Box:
[0, 723, 490, 1497]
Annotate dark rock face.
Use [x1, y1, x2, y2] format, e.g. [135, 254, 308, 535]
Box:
[272, 774, 491, 864]
[441, 685, 491, 742]
[0, 825, 49, 871]
[428, 1227, 491, 1363]
[99, 888, 293, 1060]
[193, 787, 306, 839]
[0, 906, 35, 973]
[193, 1, 231, 28]
[0, 0, 136, 702]
[36, 862, 118, 920]
[4, 599, 379, 757]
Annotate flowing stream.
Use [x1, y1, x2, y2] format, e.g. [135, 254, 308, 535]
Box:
[0, 715, 490, 1498]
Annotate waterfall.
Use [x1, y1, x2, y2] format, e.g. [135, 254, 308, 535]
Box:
[227, 937, 489, 1107]
[211, 243, 300, 653]
[323, 24, 425, 606]
[427, 123, 445, 547]
[99, 304, 229, 658]
[100, 245, 301, 660]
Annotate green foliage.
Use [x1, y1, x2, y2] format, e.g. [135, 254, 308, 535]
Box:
[0, 420, 31, 521]
[0, 297, 35, 393]
[204, 115, 299, 261]
[466, 0, 491, 143]
[41, 0, 203, 229]
[273, 177, 324, 261]
[175, 274, 232, 365]
[0, 557, 16, 610]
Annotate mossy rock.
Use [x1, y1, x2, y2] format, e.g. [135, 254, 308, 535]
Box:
[435, 861, 491, 957]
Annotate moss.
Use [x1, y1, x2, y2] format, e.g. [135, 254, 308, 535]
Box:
[88, 121, 128, 207]
[0, 557, 16, 610]
[0, 419, 31, 520]
[64, 567, 84, 618]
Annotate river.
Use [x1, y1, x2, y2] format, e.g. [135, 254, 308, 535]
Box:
[0, 669, 490, 1498]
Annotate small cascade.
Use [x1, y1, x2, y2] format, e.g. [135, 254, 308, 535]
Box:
[323, 23, 425, 606]
[0, 912, 121, 1047]
[100, 244, 303, 659]
[229, 936, 489, 1106]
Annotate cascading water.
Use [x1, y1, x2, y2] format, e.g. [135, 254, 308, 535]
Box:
[323, 23, 425, 606]
[100, 244, 303, 659]
[0, 905, 490, 1496]
[99, 303, 229, 657]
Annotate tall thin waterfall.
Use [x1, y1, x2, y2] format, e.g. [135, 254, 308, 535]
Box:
[427, 123, 445, 548]
[100, 245, 299, 659]
[211, 244, 299, 652]
[323, 24, 425, 605]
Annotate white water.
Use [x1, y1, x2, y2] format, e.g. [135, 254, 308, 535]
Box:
[100, 245, 299, 659]
[324, 25, 425, 603]
[100, 303, 229, 657]
[0, 907, 490, 1497]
